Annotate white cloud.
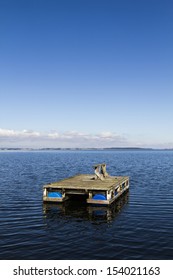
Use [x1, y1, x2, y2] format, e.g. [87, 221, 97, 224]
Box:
[0, 128, 40, 138]
[1, 128, 172, 149]
[0, 128, 129, 148]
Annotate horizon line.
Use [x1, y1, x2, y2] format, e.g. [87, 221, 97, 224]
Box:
[1, 147, 173, 151]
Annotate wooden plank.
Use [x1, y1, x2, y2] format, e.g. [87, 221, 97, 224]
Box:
[44, 175, 129, 191]
[43, 196, 69, 202]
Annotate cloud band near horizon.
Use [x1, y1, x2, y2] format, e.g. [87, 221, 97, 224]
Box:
[0, 128, 173, 149]
[0, 128, 129, 148]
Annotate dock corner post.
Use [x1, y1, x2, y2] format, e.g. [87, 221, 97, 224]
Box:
[62, 189, 66, 199]
[43, 187, 47, 198]
[107, 190, 112, 200]
[88, 192, 92, 199]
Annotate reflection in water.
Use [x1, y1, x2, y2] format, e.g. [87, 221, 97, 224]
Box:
[43, 192, 129, 223]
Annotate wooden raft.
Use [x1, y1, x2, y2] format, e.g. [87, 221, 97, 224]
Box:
[43, 174, 129, 205]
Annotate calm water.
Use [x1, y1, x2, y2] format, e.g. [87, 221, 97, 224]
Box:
[0, 150, 173, 260]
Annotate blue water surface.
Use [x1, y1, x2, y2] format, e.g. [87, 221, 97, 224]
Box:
[0, 150, 173, 260]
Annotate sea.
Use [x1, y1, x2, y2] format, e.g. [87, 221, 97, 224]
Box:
[0, 150, 173, 260]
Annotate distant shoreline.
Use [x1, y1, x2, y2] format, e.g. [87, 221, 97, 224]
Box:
[0, 147, 173, 151]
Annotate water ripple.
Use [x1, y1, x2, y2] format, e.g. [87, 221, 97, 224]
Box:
[0, 150, 173, 259]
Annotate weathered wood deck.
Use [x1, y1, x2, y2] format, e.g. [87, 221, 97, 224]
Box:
[43, 174, 129, 205]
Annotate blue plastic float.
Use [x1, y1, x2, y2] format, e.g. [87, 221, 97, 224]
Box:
[48, 192, 62, 198]
[92, 194, 106, 200]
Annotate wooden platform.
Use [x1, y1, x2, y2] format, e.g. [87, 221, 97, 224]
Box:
[43, 174, 129, 205]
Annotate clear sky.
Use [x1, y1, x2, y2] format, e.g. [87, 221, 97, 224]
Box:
[0, 0, 173, 148]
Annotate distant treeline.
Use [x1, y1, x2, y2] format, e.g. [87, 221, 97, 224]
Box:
[0, 147, 173, 151]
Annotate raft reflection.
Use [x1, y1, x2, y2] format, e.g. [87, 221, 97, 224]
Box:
[43, 192, 129, 223]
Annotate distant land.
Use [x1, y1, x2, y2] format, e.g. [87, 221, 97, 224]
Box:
[0, 147, 173, 151]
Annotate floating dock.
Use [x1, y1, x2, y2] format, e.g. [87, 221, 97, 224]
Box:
[43, 171, 129, 205]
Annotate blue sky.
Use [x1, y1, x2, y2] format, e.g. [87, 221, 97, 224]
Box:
[0, 0, 173, 148]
